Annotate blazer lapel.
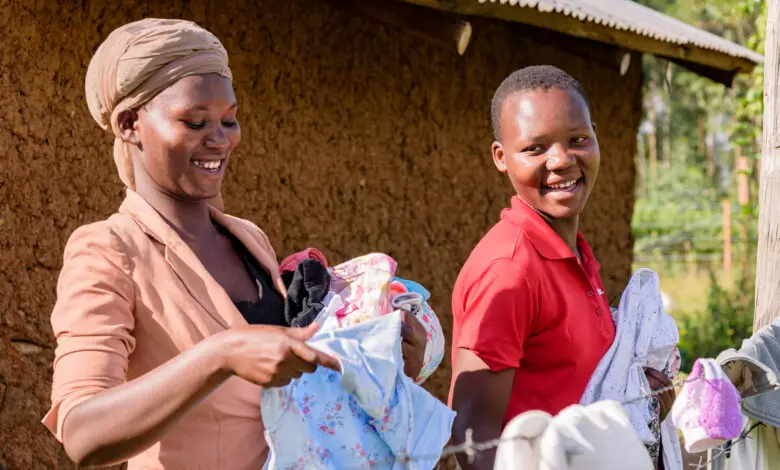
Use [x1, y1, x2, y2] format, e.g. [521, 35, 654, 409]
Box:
[210, 209, 287, 299]
[119, 190, 246, 330]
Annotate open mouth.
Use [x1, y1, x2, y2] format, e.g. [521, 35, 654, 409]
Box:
[543, 177, 583, 194]
[191, 159, 225, 173]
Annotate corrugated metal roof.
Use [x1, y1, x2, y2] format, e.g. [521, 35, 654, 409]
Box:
[477, 0, 763, 64]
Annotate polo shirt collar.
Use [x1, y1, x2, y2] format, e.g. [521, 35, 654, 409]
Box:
[501, 196, 601, 274]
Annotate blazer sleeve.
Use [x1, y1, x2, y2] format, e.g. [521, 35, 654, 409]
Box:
[42, 221, 136, 442]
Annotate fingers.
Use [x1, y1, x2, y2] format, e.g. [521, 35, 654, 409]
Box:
[313, 350, 342, 372]
[658, 391, 674, 420]
[284, 345, 319, 375]
[644, 368, 672, 390]
[401, 311, 425, 346]
[289, 341, 341, 372]
[285, 322, 320, 341]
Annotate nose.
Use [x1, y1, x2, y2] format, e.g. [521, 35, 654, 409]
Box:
[204, 123, 230, 150]
[545, 144, 575, 171]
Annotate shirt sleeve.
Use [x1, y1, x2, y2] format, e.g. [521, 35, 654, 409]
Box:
[454, 257, 538, 372]
[42, 222, 136, 442]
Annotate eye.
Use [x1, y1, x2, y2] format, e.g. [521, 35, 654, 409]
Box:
[522, 144, 545, 154]
[183, 121, 207, 130]
[571, 136, 589, 145]
[222, 120, 238, 128]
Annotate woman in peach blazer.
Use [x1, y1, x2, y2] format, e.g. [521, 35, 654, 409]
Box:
[43, 19, 428, 470]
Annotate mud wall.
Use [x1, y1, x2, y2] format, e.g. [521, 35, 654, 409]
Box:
[0, 0, 641, 467]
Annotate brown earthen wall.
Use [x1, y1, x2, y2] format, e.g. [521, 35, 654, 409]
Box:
[0, 0, 641, 467]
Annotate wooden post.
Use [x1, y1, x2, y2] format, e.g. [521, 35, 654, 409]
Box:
[736, 150, 751, 287]
[723, 198, 732, 275]
[648, 104, 658, 184]
[706, 135, 716, 180]
[753, 0, 780, 331]
[636, 133, 646, 196]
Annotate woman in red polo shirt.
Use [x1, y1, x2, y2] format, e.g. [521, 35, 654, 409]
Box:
[449, 65, 675, 470]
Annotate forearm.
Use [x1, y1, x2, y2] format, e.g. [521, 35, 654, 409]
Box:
[63, 333, 232, 467]
[450, 350, 513, 470]
[452, 412, 502, 470]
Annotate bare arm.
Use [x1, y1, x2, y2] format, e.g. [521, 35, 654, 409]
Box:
[62, 332, 229, 467]
[62, 324, 338, 468]
[450, 348, 514, 470]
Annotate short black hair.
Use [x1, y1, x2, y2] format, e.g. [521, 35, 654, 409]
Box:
[490, 65, 589, 141]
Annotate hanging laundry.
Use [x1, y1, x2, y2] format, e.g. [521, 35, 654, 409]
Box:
[708, 317, 780, 470]
[284, 259, 331, 327]
[261, 295, 455, 470]
[279, 247, 329, 273]
[494, 400, 653, 470]
[671, 358, 742, 453]
[579, 268, 682, 470]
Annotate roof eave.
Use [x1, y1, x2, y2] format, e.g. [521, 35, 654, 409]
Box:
[400, 0, 761, 86]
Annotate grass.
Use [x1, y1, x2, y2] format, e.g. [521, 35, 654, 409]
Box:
[631, 259, 735, 319]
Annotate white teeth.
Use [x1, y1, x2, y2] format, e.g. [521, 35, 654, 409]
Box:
[193, 160, 221, 170]
[549, 180, 577, 189]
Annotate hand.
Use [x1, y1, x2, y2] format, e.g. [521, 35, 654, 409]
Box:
[401, 310, 427, 380]
[217, 323, 341, 388]
[644, 367, 676, 421]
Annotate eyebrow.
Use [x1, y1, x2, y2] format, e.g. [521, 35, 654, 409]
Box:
[191, 103, 238, 111]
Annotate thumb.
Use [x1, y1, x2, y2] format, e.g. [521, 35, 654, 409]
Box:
[285, 322, 320, 341]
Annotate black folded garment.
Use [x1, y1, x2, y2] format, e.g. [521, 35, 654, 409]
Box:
[283, 259, 331, 327]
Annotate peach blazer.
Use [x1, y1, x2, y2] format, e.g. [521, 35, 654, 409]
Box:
[43, 189, 286, 470]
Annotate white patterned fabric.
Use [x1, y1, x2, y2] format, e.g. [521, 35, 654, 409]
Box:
[579, 268, 682, 469]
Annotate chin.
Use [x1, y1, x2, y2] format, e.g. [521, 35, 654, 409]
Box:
[539, 204, 583, 221]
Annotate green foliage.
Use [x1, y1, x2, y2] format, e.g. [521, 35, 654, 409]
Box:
[633, 166, 722, 250]
[633, 0, 765, 259]
[633, 0, 766, 373]
[677, 271, 755, 371]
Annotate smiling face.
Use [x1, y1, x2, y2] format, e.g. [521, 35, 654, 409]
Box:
[118, 73, 241, 203]
[492, 87, 600, 221]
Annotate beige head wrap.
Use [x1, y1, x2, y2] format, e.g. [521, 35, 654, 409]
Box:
[85, 18, 232, 209]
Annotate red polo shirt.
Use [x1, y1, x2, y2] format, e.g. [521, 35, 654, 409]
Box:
[450, 196, 615, 425]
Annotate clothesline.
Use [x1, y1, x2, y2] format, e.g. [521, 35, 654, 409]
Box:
[387, 373, 756, 470]
[690, 422, 762, 469]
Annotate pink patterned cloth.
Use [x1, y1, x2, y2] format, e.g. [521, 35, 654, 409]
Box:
[279, 248, 329, 273]
[327, 253, 445, 385]
[329, 253, 397, 326]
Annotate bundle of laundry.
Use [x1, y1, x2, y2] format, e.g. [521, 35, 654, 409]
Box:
[262, 251, 453, 469]
[279, 251, 445, 384]
[494, 400, 654, 470]
[579, 268, 683, 470]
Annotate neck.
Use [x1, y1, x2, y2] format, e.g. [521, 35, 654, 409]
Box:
[133, 176, 216, 244]
[545, 216, 580, 255]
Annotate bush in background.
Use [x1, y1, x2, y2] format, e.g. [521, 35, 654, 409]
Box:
[677, 271, 755, 372]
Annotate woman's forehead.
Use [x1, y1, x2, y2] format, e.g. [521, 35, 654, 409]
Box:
[152, 74, 236, 110]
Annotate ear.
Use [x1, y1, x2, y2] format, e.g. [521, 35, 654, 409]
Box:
[492, 141, 508, 173]
[116, 109, 141, 146]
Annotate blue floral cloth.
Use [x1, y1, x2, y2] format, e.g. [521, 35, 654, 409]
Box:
[261, 298, 455, 470]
